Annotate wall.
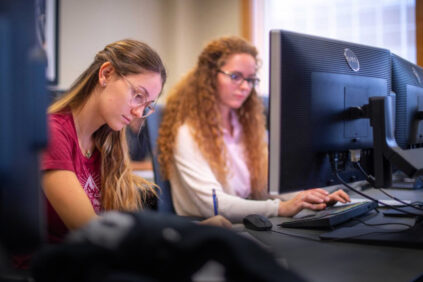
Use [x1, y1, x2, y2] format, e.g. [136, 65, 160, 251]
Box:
[58, 0, 241, 99]
[59, 0, 167, 89]
[164, 0, 241, 93]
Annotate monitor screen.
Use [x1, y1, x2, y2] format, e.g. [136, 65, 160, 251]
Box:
[268, 30, 391, 194]
[392, 53, 423, 149]
[0, 0, 47, 254]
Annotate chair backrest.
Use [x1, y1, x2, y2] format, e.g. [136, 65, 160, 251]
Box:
[261, 95, 269, 130]
[145, 104, 175, 213]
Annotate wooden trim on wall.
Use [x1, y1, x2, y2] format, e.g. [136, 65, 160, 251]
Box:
[417, 0, 423, 67]
[241, 0, 252, 42]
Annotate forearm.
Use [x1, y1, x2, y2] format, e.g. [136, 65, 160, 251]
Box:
[172, 172, 280, 222]
[268, 191, 300, 201]
[43, 170, 99, 230]
[214, 195, 280, 222]
[172, 124, 280, 222]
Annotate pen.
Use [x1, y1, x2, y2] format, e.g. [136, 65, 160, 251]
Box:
[212, 189, 219, 216]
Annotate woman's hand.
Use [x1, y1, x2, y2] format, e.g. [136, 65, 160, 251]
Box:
[327, 189, 350, 206]
[199, 215, 232, 229]
[278, 188, 329, 217]
[277, 188, 351, 217]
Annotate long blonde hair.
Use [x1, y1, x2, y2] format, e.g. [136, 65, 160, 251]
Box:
[49, 39, 167, 211]
[158, 36, 268, 199]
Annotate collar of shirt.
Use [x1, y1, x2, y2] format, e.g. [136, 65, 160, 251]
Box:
[221, 110, 242, 141]
[220, 111, 251, 198]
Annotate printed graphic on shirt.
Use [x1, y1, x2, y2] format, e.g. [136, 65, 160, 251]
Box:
[79, 170, 101, 213]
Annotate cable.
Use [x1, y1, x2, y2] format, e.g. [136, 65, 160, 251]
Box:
[335, 172, 421, 216]
[379, 188, 423, 211]
[330, 153, 421, 217]
[354, 161, 376, 188]
[274, 221, 413, 244]
[355, 161, 423, 212]
[326, 228, 414, 243]
[354, 162, 368, 179]
[273, 217, 414, 243]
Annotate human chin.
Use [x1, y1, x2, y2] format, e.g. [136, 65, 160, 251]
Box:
[230, 99, 246, 109]
[107, 120, 125, 131]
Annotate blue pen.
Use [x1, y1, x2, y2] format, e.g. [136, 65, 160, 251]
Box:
[212, 189, 219, 216]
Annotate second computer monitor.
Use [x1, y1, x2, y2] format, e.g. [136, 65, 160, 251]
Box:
[392, 53, 423, 149]
[269, 30, 392, 194]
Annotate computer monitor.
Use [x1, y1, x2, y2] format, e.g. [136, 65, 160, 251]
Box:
[0, 0, 47, 255]
[268, 30, 392, 194]
[392, 53, 423, 149]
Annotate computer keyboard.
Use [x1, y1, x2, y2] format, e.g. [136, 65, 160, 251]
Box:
[279, 201, 378, 229]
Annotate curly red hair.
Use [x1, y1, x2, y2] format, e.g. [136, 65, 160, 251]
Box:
[158, 36, 268, 199]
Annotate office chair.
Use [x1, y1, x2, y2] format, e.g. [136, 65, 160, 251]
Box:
[145, 104, 175, 213]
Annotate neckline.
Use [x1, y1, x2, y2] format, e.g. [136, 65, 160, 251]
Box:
[70, 112, 95, 160]
[222, 111, 241, 139]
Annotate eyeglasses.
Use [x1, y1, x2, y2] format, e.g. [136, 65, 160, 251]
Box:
[218, 70, 260, 88]
[121, 75, 156, 118]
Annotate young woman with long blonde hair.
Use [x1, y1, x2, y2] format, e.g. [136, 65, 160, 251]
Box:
[41, 39, 167, 242]
[14, 39, 231, 270]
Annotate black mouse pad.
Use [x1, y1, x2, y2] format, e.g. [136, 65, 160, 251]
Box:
[382, 206, 423, 217]
[320, 217, 423, 248]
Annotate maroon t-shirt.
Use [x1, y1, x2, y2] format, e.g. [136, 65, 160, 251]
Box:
[41, 112, 102, 243]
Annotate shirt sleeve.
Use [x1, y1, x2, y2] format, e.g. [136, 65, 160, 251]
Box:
[41, 115, 75, 172]
[171, 124, 280, 222]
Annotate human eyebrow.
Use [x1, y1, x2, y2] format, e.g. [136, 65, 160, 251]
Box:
[233, 70, 257, 78]
[246, 72, 258, 78]
[134, 85, 150, 98]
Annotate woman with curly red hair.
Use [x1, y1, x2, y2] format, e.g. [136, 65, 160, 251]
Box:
[158, 36, 349, 222]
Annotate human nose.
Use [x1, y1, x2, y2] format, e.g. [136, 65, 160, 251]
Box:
[131, 104, 145, 118]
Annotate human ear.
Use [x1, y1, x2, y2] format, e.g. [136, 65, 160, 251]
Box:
[98, 62, 115, 86]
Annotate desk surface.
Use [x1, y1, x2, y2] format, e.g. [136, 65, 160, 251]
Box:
[240, 188, 423, 282]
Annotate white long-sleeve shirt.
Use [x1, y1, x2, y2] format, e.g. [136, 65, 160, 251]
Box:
[170, 120, 281, 223]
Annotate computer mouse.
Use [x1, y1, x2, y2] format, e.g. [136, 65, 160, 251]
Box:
[243, 214, 273, 231]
